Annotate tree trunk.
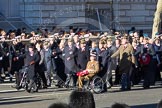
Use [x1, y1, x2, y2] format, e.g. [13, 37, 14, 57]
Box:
[152, 0, 162, 39]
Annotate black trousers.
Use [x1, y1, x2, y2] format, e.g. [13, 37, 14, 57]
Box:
[35, 66, 47, 87]
[65, 73, 77, 87]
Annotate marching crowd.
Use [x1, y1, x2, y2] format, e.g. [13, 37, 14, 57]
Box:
[0, 26, 162, 92]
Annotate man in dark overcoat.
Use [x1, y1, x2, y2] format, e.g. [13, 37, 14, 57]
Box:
[106, 38, 118, 87]
[64, 38, 78, 87]
[19, 43, 40, 92]
[42, 42, 53, 87]
[77, 39, 90, 71]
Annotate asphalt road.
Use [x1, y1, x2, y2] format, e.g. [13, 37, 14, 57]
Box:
[0, 81, 162, 108]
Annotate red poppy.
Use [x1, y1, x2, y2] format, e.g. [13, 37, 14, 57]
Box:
[139, 54, 151, 66]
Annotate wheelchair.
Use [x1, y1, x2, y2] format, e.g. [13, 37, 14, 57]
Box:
[18, 66, 38, 93]
[18, 66, 28, 90]
[83, 75, 104, 94]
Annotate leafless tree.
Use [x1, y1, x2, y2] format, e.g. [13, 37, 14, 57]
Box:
[152, 0, 162, 38]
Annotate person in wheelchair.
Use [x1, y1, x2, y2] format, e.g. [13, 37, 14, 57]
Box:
[77, 51, 99, 89]
[18, 43, 40, 92]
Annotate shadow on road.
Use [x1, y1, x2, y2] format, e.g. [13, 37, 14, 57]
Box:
[0, 98, 56, 105]
[109, 86, 162, 93]
[0, 90, 24, 94]
[131, 103, 157, 108]
[0, 96, 35, 101]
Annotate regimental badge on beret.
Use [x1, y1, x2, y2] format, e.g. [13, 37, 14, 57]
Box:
[80, 39, 86, 44]
[122, 35, 128, 39]
[107, 37, 112, 42]
[99, 39, 106, 44]
[43, 41, 49, 46]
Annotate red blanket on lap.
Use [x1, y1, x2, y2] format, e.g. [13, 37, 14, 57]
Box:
[77, 70, 89, 76]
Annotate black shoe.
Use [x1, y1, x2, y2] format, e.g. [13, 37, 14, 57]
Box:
[9, 77, 12, 82]
[16, 86, 22, 90]
[26, 89, 31, 93]
[55, 83, 60, 87]
[47, 84, 51, 87]
[42, 86, 47, 89]
[11, 84, 21, 89]
[120, 88, 125, 91]
[63, 84, 69, 88]
[0, 79, 4, 83]
[55, 84, 63, 88]
[58, 85, 64, 88]
[31, 88, 38, 93]
[107, 85, 112, 89]
[120, 87, 131, 91]
[126, 87, 131, 91]
[114, 81, 119, 85]
[143, 86, 150, 89]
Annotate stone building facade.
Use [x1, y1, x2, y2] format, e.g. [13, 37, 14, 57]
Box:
[0, 0, 159, 33]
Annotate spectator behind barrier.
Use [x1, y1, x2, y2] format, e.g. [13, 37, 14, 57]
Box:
[69, 90, 95, 108]
[157, 100, 162, 108]
[111, 103, 130, 108]
[48, 102, 69, 108]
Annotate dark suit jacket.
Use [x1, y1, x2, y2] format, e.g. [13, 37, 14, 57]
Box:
[0, 42, 10, 69]
[41, 48, 52, 71]
[21, 51, 40, 79]
[107, 45, 118, 70]
[64, 45, 78, 74]
[98, 49, 109, 69]
[134, 44, 156, 56]
[77, 46, 90, 70]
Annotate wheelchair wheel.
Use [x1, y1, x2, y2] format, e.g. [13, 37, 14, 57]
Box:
[91, 76, 104, 94]
[26, 81, 38, 93]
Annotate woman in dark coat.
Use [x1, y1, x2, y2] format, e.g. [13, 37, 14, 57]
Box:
[64, 38, 78, 87]
[19, 43, 40, 92]
[52, 41, 66, 87]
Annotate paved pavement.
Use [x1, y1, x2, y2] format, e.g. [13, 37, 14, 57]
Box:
[0, 80, 162, 108]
